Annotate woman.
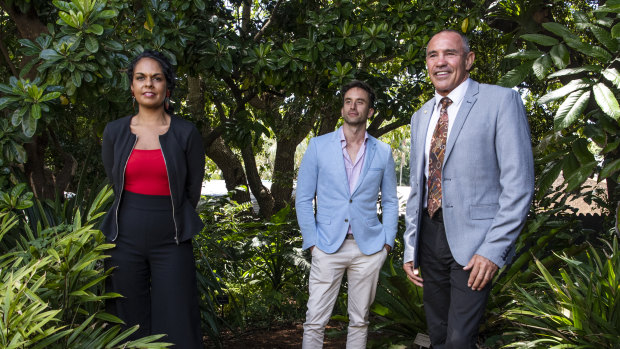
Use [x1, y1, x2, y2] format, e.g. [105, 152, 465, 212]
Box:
[101, 50, 205, 348]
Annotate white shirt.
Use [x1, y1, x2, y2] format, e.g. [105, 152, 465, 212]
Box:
[423, 78, 470, 207]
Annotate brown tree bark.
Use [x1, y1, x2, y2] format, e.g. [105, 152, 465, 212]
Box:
[241, 142, 274, 217]
[187, 76, 251, 203]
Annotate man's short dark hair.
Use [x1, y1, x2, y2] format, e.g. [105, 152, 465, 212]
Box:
[341, 80, 376, 108]
[426, 29, 471, 54]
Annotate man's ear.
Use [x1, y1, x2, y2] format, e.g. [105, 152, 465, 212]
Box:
[465, 51, 475, 71]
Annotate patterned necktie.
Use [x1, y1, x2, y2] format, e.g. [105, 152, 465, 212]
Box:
[427, 97, 452, 218]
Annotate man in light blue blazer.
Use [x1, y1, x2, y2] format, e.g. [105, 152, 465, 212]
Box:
[296, 80, 398, 348]
[403, 30, 534, 348]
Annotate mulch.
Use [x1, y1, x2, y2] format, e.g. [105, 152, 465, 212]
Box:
[205, 322, 350, 348]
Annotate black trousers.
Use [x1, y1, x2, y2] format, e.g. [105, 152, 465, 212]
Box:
[419, 210, 490, 349]
[105, 191, 202, 348]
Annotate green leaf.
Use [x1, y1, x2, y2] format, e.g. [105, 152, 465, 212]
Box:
[612, 23, 620, 38]
[39, 92, 61, 102]
[554, 90, 590, 130]
[0, 96, 19, 110]
[532, 55, 552, 79]
[565, 159, 596, 191]
[600, 158, 620, 179]
[504, 50, 543, 60]
[538, 80, 592, 105]
[572, 138, 595, 165]
[12, 107, 27, 126]
[542, 22, 577, 41]
[590, 24, 618, 52]
[58, 11, 78, 28]
[193, 0, 205, 10]
[31, 103, 41, 120]
[40, 49, 62, 61]
[602, 68, 620, 88]
[497, 61, 532, 87]
[22, 112, 37, 137]
[549, 44, 569, 69]
[52, 0, 73, 13]
[85, 23, 104, 35]
[96, 9, 117, 19]
[85, 36, 99, 53]
[520, 33, 559, 46]
[72, 70, 82, 87]
[565, 37, 613, 61]
[103, 40, 122, 51]
[593, 83, 620, 119]
[548, 65, 602, 78]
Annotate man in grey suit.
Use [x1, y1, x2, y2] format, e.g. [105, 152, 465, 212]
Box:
[402, 29, 534, 348]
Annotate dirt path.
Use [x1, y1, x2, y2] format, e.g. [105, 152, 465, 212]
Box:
[209, 323, 348, 348]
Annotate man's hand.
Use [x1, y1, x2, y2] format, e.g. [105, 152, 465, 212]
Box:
[403, 261, 423, 287]
[463, 254, 498, 291]
[384, 244, 391, 253]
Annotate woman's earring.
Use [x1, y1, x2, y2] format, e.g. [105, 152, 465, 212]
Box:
[132, 96, 136, 110]
[164, 90, 170, 110]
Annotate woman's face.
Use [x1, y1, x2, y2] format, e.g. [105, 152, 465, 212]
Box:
[131, 57, 167, 110]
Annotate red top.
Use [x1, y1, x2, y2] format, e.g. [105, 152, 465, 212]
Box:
[124, 149, 171, 195]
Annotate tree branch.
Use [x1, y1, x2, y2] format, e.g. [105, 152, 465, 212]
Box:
[254, 0, 283, 42]
[0, 28, 18, 76]
[368, 118, 408, 138]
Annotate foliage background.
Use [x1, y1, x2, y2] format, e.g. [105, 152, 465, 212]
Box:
[0, 0, 618, 348]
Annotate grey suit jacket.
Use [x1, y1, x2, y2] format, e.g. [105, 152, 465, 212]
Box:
[403, 80, 534, 268]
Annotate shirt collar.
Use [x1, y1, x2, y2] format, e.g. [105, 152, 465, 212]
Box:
[434, 77, 470, 111]
[338, 126, 368, 148]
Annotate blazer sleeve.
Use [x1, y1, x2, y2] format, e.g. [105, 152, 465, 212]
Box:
[101, 123, 114, 183]
[295, 138, 319, 250]
[403, 110, 422, 265]
[381, 147, 399, 248]
[475, 89, 535, 267]
[185, 126, 205, 209]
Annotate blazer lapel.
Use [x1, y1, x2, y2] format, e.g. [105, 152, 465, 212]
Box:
[415, 99, 436, 176]
[352, 137, 376, 195]
[444, 81, 479, 165]
[331, 130, 351, 196]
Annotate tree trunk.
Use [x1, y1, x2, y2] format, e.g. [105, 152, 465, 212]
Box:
[271, 138, 298, 213]
[241, 143, 274, 217]
[205, 138, 251, 203]
[187, 76, 250, 204]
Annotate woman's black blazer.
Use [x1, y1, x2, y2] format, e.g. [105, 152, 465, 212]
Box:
[101, 114, 205, 243]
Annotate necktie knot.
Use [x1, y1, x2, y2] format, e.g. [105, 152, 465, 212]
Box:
[440, 97, 453, 111]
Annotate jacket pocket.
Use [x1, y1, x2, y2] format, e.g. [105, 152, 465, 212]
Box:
[316, 213, 331, 224]
[366, 217, 381, 227]
[470, 204, 500, 220]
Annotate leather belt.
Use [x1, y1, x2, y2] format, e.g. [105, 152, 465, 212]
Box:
[346, 234, 355, 240]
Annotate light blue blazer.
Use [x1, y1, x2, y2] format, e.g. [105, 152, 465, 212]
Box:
[403, 80, 535, 268]
[296, 130, 399, 255]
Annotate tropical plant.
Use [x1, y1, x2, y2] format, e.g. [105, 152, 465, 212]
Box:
[196, 192, 310, 334]
[503, 236, 620, 348]
[497, 1, 620, 205]
[0, 186, 170, 348]
[367, 254, 426, 348]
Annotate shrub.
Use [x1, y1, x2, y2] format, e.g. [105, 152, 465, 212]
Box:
[503, 236, 620, 348]
[0, 186, 170, 348]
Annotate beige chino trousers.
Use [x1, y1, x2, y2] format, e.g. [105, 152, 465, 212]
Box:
[302, 238, 387, 349]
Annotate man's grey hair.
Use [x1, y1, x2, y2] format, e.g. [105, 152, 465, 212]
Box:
[426, 29, 471, 53]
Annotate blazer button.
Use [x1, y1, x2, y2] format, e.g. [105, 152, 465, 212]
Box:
[349, 199, 352, 203]
[345, 219, 349, 222]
